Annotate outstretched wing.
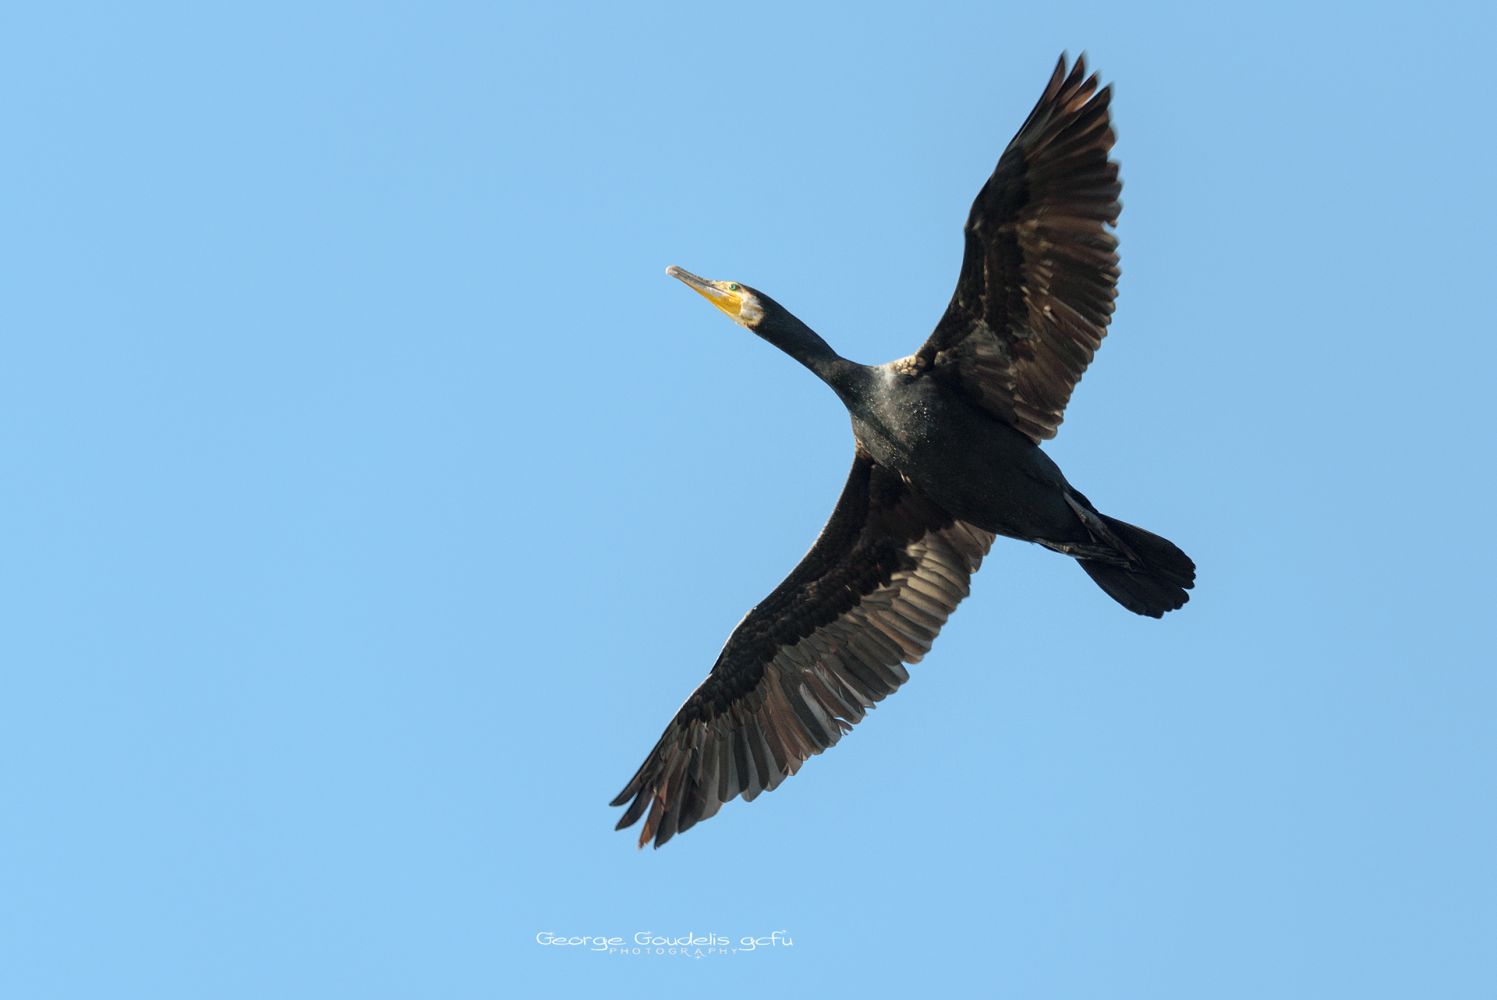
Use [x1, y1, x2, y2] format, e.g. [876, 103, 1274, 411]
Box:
[611, 451, 994, 848]
[914, 53, 1121, 443]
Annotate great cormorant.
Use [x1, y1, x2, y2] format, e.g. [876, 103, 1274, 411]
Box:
[613, 55, 1195, 848]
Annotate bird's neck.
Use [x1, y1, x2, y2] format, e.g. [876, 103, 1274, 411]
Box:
[756, 313, 861, 394]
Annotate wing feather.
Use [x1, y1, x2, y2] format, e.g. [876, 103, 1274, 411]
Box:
[915, 53, 1122, 443]
[611, 451, 994, 848]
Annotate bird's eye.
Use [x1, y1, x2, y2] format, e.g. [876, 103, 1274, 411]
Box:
[727, 283, 741, 292]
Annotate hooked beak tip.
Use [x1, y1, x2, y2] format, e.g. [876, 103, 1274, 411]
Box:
[665, 265, 712, 292]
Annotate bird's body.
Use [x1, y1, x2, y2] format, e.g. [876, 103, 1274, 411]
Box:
[844, 360, 1082, 544]
[613, 55, 1195, 848]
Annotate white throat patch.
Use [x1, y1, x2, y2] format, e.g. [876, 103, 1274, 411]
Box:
[736, 293, 764, 329]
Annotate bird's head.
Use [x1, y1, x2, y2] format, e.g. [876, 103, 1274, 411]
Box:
[665, 263, 842, 381]
[665, 265, 766, 329]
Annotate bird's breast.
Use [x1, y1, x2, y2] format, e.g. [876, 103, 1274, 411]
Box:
[851, 375, 982, 472]
[850, 375, 1077, 539]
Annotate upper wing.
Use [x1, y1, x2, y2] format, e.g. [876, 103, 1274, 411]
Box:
[914, 53, 1121, 443]
[611, 451, 994, 848]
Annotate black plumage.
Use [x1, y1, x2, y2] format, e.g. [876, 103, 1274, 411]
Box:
[613, 55, 1195, 848]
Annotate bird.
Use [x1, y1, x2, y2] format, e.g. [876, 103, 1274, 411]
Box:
[612, 54, 1194, 849]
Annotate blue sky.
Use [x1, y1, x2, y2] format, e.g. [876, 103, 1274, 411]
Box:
[3, 2, 1494, 997]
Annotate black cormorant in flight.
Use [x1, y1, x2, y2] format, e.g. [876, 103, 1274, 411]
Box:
[613, 55, 1195, 848]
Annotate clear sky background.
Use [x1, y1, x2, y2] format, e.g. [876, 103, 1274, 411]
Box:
[3, 2, 1494, 997]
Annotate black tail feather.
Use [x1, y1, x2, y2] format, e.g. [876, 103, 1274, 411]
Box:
[1079, 514, 1195, 618]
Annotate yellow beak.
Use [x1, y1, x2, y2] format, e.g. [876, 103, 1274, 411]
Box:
[666, 265, 745, 320]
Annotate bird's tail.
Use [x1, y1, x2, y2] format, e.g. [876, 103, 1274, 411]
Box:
[1076, 514, 1195, 618]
